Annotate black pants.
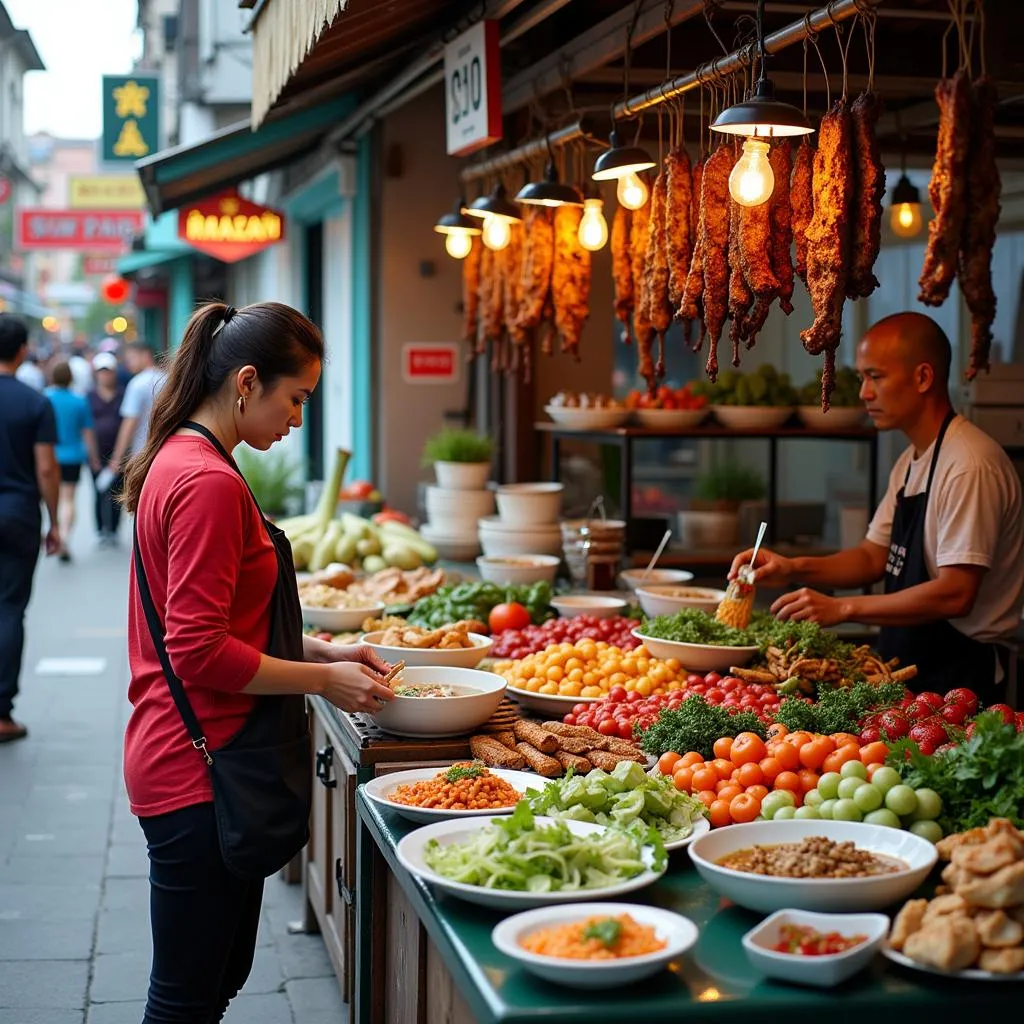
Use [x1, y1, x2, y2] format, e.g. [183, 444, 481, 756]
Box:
[139, 802, 264, 1023]
[0, 517, 40, 719]
[93, 469, 123, 535]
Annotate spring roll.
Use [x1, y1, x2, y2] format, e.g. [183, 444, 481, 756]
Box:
[515, 742, 563, 777]
[513, 720, 559, 753]
[470, 734, 526, 769]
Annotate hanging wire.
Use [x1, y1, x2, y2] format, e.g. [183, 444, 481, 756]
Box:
[861, 7, 877, 93]
[809, 24, 831, 109]
[703, 0, 731, 57]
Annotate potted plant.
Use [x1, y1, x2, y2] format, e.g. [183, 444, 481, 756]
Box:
[678, 461, 765, 548]
[421, 427, 494, 491]
[235, 447, 305, 518]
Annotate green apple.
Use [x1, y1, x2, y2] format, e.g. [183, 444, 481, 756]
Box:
[839, 760, 868, 781]
[794, 806, 821, 820]
[837, 776, 864, 801]
[773, 806, 797, 820]
[910, 788, 943, 821]
[817, 772, 842, 801]
[817, 798, 837, 819]
[884, 784, 918, 817]
[832, 799, 863, 822]
[761, 790, 797, 820]
[863, 808, 903, 829]
[852, 783, 883, 813]
[869, 766, 901, 795]
[909, 820, 943, 844]
[803, 789, 824, 808]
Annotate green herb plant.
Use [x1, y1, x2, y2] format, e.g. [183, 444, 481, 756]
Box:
[408, 580, 553, 628]
[693, 461, 766, 504]
[799, 366, 861, 407]
[640, 609, 756, 647]
[638, 695, 766, 758]
[235, 446, 304, 516]
[771, 681, 905, 736]
[421, 427, 494, 467]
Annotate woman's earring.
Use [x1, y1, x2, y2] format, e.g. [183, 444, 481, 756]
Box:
[237, 394, 247, 415]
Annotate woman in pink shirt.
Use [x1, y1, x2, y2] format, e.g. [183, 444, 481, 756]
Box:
[120, 301, 394, 1023]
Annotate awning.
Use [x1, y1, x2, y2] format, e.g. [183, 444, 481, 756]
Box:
[117, 211, 193, 276]
[135, 94, 354, 216]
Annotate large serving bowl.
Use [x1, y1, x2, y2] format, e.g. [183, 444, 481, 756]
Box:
[494, 483, 564, 525]
[550, 595, 627, 619]
[419, 523, 481, 561]
[631, 628, 759, 673]
[476, 554, 560, 586]
[688, 820, 938, 914]
[635, 584, 728, 618]
[492, 902, 699, 989]
[425, 485, 495, 521]
[545, 405, 631, 430]
[396, 816, 664, 910]
[797, 406, 869, 431]
[361, 630, 493, 669]
[712, 405, 794, 431]
[618, 567, 694, 592]
[370, 666, 506, 738]
[633, 407, 709, 429]
[478, 516, 563, 557]
[299, 600, 386, 632]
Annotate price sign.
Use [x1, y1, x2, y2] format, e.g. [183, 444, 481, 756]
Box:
[402, 343, 461, 384]
[444, 20, 502, 157]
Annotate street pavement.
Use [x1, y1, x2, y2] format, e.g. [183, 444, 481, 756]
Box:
[0, 494, 348, 1023]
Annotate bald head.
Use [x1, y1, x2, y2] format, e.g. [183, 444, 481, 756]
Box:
[861, 312, 952, 390]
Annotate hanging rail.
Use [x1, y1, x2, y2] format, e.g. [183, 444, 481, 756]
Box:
[460, 0, 883, 183]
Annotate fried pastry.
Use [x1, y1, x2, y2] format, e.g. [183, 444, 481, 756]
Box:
[974, 909, 1024, 949]
[923, 894, 970, 920]
[952, 833, 1024, 876]
[959, 861, 1024, 909]
[978, 947, 1024, 974]
[889, 898, 928, 951]
[903, 916, 981, 972]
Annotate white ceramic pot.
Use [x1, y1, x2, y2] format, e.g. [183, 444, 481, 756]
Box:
[676, 509, 739, 549]
[494, 483, 564, 525]
[425, 485, 495, 520]
[433, 461, 491, 491]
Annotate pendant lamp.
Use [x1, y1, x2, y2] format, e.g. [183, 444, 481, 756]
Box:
[433, 198, 481, 260]
[462, 182, 523, 222]
[515, 163, 583, 208]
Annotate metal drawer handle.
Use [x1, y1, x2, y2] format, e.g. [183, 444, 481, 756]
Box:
[315, 745, 337, 788]
[336, 857, 354, 906]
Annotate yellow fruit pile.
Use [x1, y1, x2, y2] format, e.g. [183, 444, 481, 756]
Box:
[494, 641, 686, 698]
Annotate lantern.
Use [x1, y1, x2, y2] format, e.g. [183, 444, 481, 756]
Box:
[101, 276, 131, 305]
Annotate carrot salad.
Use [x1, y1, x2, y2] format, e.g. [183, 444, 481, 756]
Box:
[521, 914, 666, 960]
[389, 762, 523, 810]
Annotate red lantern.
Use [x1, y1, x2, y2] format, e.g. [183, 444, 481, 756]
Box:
[101, 276, 131, 305]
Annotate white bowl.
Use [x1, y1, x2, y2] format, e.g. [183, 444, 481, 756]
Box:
[363, 767, 546, 824]
[618, 568, 694, 592]
[743, 909, 889, 987]
[633, 407, 709, 429]
[479, 520, 564, 557]
[495, 482, 564, 525]
[545, 405, 631, 430]
[635, 585, 728, 618]
[299, 601, 387, 632]
[475, 555, 560, 586]
[797, 406, 869, 431]
[492, 902, 699, 989]
[688, 820, 938, 914]
[361, 630, 493, 669]
[478, 515, 562, 536]
[631, 628, 759, 672]
[551, 595, 627, 619]
[396, 815, 664, 910]
[419, 523, 480, 561]
[712, 405, 794, 430]
[426, 485, 495, 518]
[369, 665, 506, 737]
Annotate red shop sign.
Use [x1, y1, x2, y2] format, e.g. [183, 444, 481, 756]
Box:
[83, 254, 119, 275]
[15, 209, 145, 251]
[402, 343, 460, 384]
[177, 192, 286, 263]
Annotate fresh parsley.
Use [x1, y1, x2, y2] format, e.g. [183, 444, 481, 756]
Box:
[444, 763, 485, 784]
[582, 918, 623, 948]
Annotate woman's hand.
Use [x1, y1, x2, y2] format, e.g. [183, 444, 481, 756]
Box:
[302, 635, 391, 675]
[320, 661, 396, 714]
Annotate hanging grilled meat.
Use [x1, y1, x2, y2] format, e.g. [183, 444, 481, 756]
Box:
[486, 247, 508, 366]
[553, 205, 591, 360]
[666, 147, 694, 311]
[683, 157, 705, 350]
[919, 70, 971, 306]
[504, 221, 528, 351]
[800, 100, 853, 410]
[476, 243, 494, 356]
[791, 138, 815, 286]
[847, 91, 885, 300]
[700, 145, 735, 382]
[611, 205, 634, 344]
[960, 76, 1001, 380]
[645, 166, 673, 377]
[728, 197, 754, 362]
[515, 207, 555, 336]
[462, 238, 482, 351]
[768, 140, 794, 316]
[739, 171, 780, 348]
[630, 197, 656, 391]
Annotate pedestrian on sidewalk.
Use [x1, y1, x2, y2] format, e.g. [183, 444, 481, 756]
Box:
[87, 351, 125, 544]
[120, 301, 395, 1023]
[46, 360, 101, 561]
[106, 340, 165, 476]
[0, 314, 61, 743]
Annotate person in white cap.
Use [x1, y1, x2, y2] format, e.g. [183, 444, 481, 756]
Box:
[88, 352, 125, 544]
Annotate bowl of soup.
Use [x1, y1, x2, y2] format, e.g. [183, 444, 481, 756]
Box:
[370, 666, 507, 738]
[634, 584, 728, 618]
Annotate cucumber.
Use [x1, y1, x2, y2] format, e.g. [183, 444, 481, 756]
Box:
[309, 521, 343, 573]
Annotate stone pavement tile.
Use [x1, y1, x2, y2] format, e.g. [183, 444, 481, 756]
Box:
[0, 959, 89, 1008]
[104, 842, 149, 878]
[238, 945, 285, 995]
[0, 1010, 83, 1024]
[87, 1002, 146, 1024]
[9, 827, 113, 858]
[0, 882, 102, 921]
[101, 877, 149, 914]
[95, 909, 152, 956]
[0, 918, 95, 960]
[89, 951, 150, 1004]
[110, 818, 142, 846]
[0, 854, 106, 887]
[285, 976, 345, 1016]
[275, 931, 336, 980]
[224, 991, 293, 1024]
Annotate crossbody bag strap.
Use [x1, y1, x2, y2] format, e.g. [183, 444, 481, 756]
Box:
[132, 519, 214, 765]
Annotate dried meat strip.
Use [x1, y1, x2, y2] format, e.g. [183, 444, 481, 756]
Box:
[665, 147, 693, 310]
[791, 138, 814, 286]
[630, 198, 656, 391]
[611, 205, 633, 344]
[645, 166, 673, 377]
[768, 140, 794, 316]
[847, 91, 885, 299]
[700, 145, 734, 382]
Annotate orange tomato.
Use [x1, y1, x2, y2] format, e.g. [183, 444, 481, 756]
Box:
[729, 792, 761, 823]
[865, 762, 885, 779]
[736, 761, 764, 788]
[821, 744, 861, 775]
[830, 732, 860, 748]
[774, 770, 801, 793]
[797, 769, 821, 794]
[680, 751, 705, 769]
[859, 741, 890, 766]
[716, 783, 743, 803]
[672, 766, 695, 792]
[798, 736, 836, 771]
[772, 742, 800, 772]
[784, 730, 814, 748]
[692, 767, 719, 792]
[658, 751, 682, 776]
[744, 784, 769, 803]
[696, 789, 717, 808]
[759, 756, 783, 783]
[712, 736, 734, 761]
[713, 758, 736, 781]
[767, 722, 789, 740]
[709, 799, 733, 829]
[731, 732, 767, 765]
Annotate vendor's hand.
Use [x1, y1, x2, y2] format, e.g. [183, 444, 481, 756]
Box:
[321, 661, 396, 714]
[770, 588, 847, 627]
[729, 545, 794, 587]
[44, 525, 61, 557]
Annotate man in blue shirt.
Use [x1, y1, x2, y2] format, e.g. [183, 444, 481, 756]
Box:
[0, 315, 61, 742]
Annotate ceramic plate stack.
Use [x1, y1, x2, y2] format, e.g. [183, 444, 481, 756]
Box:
[420, 474, 494, 562]
[478, 483, 565, 557]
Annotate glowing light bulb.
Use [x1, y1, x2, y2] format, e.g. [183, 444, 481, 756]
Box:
[481, 214, 511, 251]
[111, 316, 129, 333]
[444, 231, 473, 259]
[728, 138, 775, 207]
[577, 198, 609, 251]
[616, 172, 649, 210]
[890, 202, 923, 238]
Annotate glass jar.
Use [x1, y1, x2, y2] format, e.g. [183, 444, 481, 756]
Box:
[715, 564, 756, 629]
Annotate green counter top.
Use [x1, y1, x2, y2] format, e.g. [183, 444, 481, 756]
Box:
[356, 790, 1023, 1022]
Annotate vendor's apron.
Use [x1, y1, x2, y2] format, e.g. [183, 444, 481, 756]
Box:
[877, 411, 1008, 704]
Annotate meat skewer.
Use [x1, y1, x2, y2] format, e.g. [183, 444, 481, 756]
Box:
[800, 100, 854, 410]
[918, 70, 971, 306]
[644, 166, 673, 377]
[665, 147, 693, 310]
[611, 205, 633, 344]
[791, 138, 815, 286]
[728, 196, 753, 363]
[847, 91, 885, 300]
[768, 140, 794, 316]
[461, 238, 482, 353]
[630, 197, 656, 391]
[700, 144, 735, 381]
[960, 76, 1001, 379]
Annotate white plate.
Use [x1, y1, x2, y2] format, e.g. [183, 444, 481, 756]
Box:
[363, 767, 546, 824]
[299, 601, 386, 632]
[631, 629, 759, 672]
[633, 408, 709, 429]
[505, 684, 603, 714]
[688, 819, 938, 914]
[662, 813, 711, 852]
[550, 595, 627, 619]
[361, 630, 493, 669]
[492, 902, 699, 988]
[396, 815, 665, 910]
[545, 405, 631, 430]
[712, 406, 794, 430]
[881, 946, 1024, 983]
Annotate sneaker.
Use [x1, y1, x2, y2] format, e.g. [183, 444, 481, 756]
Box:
[0, 717, 28, 743]
[58, 549, 71, 563]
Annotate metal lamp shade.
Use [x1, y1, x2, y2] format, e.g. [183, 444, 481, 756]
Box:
[711, 79, 814, 138]
[515, 164, 583, 207]
[463, 183, 523, 221]
[591, 130, 656, 181]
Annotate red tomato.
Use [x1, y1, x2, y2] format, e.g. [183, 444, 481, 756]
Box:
[940, 702, 968, 726]
[859, 725, 881, 745]
[905, 701, 933, 723]
[488, 602, 531, 633]
[878, 710, 910, 740]
[704, 672, 722, 686]
[987, 703, 1016, 725]
[909, 721, 947, 753]
[617, 720, 634, 740]
[943, 688, 979, 715]
[658, 751, 682, 775]
[597, 718, 618, 737]
[608, 686, 628, 703]
[917, 691, 945, 710]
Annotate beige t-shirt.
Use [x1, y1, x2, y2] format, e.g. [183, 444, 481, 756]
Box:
[866, 416, 1024, 645]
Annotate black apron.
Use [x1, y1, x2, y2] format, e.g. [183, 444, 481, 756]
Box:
[877, 411, 1005, 702]
[133, 421, 311, 878]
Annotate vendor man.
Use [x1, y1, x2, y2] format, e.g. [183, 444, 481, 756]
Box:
[730, 312, 1024, 705]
